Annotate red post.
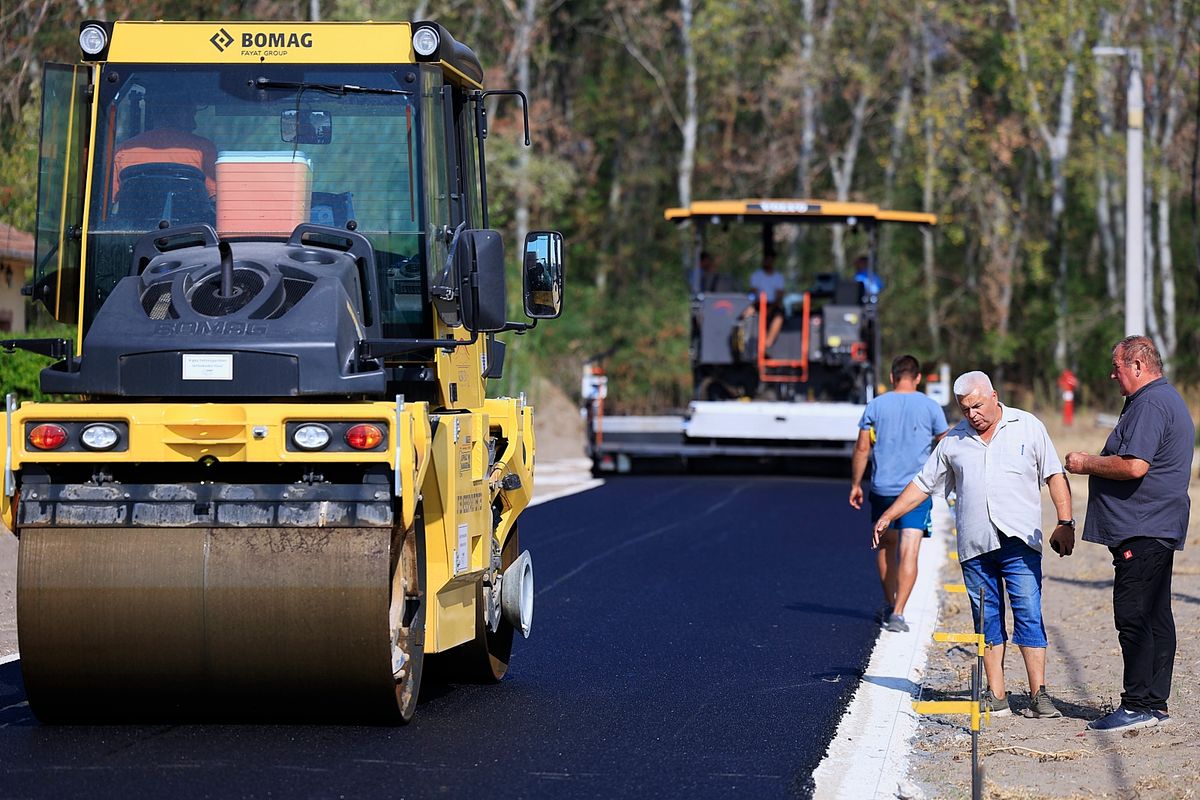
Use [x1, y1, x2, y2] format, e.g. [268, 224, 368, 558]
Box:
[1057, 369, 1078, 427]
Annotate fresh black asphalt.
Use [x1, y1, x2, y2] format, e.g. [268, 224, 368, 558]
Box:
[0, 475, 885, 799]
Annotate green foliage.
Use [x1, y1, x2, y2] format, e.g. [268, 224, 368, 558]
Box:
[0, 323, 76, 402]
[2, 1, 1199, 413]
[0, 92, 39, 230]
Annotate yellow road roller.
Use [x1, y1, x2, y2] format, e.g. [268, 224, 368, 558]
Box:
[1, 19, 564, 721]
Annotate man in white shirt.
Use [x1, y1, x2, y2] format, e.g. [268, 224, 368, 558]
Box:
[748, 252, 786, 350]
[873, 371, 1076, 718]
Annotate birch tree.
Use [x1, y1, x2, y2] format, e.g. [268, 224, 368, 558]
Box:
[1092, 12, 1121, 301]
[1141, 0, 1190, 371]
[508, 0, 539, 256]
[609, 0, 696, 270]
[919, 11, 940, 351]
[825, 8, 881, 271]
[1007, 0, 1083, 370]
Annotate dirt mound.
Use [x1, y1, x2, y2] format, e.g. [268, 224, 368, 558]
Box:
[529, 376, 586, 462]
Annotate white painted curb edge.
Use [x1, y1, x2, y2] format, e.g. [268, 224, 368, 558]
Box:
[529, 478, 604, 507]
[0, 652, 18, 665]
[811, 497, 951, 800]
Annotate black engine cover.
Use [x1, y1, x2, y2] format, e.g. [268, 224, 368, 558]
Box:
[42, 227, 386, 398]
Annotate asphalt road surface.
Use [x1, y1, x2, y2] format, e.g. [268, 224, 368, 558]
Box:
[0, 475, 883, 799]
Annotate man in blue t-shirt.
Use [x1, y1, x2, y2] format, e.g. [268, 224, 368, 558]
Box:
[850, 355, 950, 632]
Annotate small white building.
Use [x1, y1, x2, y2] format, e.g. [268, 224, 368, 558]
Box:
[0, 223, 32, 333]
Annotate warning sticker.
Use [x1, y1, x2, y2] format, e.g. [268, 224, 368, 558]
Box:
[459, 436, 473, 475]
[455, 523, 469, 573]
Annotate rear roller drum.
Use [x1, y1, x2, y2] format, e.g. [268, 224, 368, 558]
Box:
[17, 508, 427, 722]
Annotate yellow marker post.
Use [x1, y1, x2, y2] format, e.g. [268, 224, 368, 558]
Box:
[911, 587, 988, 800]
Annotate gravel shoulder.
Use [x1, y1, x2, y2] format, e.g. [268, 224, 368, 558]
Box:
[910, 412, 1200, 799]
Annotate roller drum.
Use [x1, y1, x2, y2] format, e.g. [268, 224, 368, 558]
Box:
[17, 525, 414, 720]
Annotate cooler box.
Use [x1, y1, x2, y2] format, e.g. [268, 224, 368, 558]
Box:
[216, 151, 312, 237]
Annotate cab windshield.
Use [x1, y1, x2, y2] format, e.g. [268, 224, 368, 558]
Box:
[87, 63, 426, 337]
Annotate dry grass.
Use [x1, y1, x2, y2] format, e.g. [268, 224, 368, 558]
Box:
[983, 745, 1094, 762]
[983, 785, 1092, 800]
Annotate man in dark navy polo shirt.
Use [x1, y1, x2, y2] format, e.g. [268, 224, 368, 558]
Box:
[1065, 335, 1194, 732]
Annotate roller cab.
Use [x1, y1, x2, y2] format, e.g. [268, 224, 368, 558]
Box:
[2, 19, 564, 721]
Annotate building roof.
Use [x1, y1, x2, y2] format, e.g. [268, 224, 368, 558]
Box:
[0, 222, 34, 263]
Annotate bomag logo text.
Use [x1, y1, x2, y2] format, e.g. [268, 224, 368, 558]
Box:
[241, 31, 314, 54]
[153, 322, 268, 336]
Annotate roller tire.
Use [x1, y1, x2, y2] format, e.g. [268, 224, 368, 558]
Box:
[429, 528, 519, 684]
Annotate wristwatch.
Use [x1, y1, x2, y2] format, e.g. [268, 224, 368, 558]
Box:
[1057, 518, 1076, 528]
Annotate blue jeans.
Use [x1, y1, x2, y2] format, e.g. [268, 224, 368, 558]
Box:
[960, 534, 1047, 647]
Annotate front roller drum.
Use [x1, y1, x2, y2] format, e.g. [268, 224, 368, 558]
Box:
[16, 523, 424, 722]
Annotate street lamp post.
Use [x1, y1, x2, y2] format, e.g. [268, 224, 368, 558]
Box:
[1092, 46, 1145, 337]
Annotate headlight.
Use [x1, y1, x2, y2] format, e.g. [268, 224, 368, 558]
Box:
[345, 424, 384, 450]
[79, 24, 108, 56]
[80, 423, 120, 451]
[292, 424, 332, 451]
[413, 27, 440, 57]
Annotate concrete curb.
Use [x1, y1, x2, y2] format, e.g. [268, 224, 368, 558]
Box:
[811, 497, 952, 799]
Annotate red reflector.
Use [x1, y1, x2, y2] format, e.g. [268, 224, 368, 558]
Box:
[345, 424, 384, 450]
[29, 424, 68, 450]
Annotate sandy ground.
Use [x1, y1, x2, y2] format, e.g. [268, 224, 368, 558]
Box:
[910, 409, 1200, 800]
[0, 378, 588, 660]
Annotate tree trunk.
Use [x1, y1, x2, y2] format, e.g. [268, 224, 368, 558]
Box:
[1092, 13, 1120, 300]
[1148, 79, 1181, 371]
[598, 145, 624, 294]
[827, 12, 879, 272]
[787, 0, 841, 275]
[677, 0, 698, 271]
[879, 35, 916, 286]
[829, 88, 869, 273]
[513, 0, 539, 256]
[678, 0, 696, 210]
[609, 2, 694, 270]
[1007, 0, 1081, 369]
[797, 0, 817, 201]
[920, 15, 940, 351]
[1157, 164, 1177, 373]
[884, 38, 916, 211]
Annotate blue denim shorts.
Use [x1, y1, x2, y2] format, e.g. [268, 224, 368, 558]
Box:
[959, 534, 1047, 647]
[869, 492, 933, 536]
